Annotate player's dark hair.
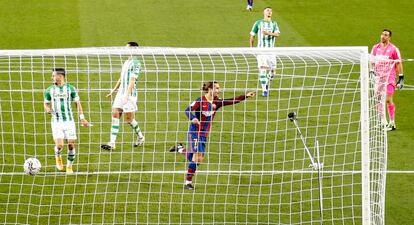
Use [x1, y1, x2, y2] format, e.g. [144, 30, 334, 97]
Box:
[202, 81, 219, 93]
[52, 68, 66, 76]
[127, 42, 139, 47]
[264, 6, 272, 10]
[383, 29, 392, 37]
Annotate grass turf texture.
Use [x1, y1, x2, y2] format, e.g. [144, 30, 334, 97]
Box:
[0, 0, 413, 224]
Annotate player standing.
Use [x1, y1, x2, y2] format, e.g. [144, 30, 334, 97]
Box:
[169, 81, 255, 190]
[246, 0, 253, 11]
[44, 68, 90, 174]
[249, 6, 280, 97]
[370, 29, 404, 131]
[101, 42, 145, 150]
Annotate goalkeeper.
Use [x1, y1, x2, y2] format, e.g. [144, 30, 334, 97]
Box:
[249, 6, 280, 97]
[370, 29, 404, 131]
[169, 81, 255, 190]
[44, 68, 90, 174]
[101, 42, 145, 150]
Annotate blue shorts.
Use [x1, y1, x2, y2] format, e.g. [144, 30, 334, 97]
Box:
[186, 131, 206, 161]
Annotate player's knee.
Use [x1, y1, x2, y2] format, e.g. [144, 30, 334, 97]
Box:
[68, 143, 75, 150]
[112, 110, 121, 119]
[56, 144, 64, 150]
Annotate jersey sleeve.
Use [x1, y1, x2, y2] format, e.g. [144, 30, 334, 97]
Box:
[215, 95, 247, 109]
[250, 21, 259, 36]
[185, 98, 201, 120]
[273, 21, 280, 33]
[392, 47, 402, 61]
[370, 44, 377, 56]
[69, 85, 80, 102]
[44, 87, 51, 103]
[130, 58, 142, 79]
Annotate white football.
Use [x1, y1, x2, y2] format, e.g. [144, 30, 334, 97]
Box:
[24, 158, 41, 176]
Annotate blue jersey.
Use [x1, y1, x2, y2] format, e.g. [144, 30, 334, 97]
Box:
[185, 95, 247, 139]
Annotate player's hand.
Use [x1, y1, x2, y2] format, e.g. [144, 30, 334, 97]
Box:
[80, 119, 91, 127]
[192, 118, 200, 125]
[106, 92, 113, 97]
[396, 76, 404, 89]
[246, 91, 256, 98]
[263, 30, 270, 35]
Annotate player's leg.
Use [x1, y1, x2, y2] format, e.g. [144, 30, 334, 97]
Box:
[375, 81, 387, 125]
[125, 112, 145, 147]
[185, 137, 205, 190]
[386, 85, 396, 131]
[64, 122, 78, 174]
[54, 138, 65, 171]
[66, 140, 76, 174]
[52, 122, 65, 171]
[101, 107, 122, 150]
[246, 0, 253, 11]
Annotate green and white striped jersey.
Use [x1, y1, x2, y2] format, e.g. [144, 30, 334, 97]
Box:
[250, 19, 280, 48]
[44, 83, 79, 123]
[118, 57, 142, 97]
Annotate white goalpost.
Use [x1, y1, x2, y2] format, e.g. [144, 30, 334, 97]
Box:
[0, 47, 387, 224]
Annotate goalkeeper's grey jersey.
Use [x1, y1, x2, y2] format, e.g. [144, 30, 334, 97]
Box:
[44, 83, 79, 123]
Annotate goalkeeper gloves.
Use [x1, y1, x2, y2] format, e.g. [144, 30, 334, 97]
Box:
[396, 74, 404, 89]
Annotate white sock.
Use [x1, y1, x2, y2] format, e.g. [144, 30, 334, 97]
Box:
[110, 117, 120, 144]
[54, 146, 62, 157]
[130, 119, 144, 138]
[67, 149, 75, 166]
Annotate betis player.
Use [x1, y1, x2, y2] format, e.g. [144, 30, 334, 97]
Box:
[371, 29, 404, 131]
[101, 42, 145, 150]
[169, 81, 255, 190]
[44, 68, 90, 174]
[249, 6, 280, 97]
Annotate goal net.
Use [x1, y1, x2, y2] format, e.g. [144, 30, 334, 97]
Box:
[0, 47, 386, 224]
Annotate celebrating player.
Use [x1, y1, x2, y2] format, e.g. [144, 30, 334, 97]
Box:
[101, 42, 145, 150]
[169, 81, 255, 190]
[249, 6, 280, 97]
[44, 68, 90, 174]
[370, 29, 404, 131]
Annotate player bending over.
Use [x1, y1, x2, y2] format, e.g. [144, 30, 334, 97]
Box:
[169, 81, 255, 190]
[101, 42, 145, 150]
[44, 68, 90, 174]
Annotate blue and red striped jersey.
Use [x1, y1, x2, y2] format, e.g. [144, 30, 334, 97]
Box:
[185, 94, 247, 138]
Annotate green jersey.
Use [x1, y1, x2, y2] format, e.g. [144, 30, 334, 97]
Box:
[118, 57, 141, 97]
[250, 19, 280, 48]
[44, 83, 79, 123]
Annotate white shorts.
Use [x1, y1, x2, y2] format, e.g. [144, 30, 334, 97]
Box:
[51, 121, 77, 140]
[257, 54, 277, 70]
[112, 94, 137, 112]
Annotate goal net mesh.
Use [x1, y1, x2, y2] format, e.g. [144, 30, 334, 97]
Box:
[0, 47, 386, 224]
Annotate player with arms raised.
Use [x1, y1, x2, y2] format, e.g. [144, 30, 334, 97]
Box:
[169, 81, 255, 190]
[371, 29, 404, 131]
[44, 68, 90, 174]
[250, 6, 280, 97]
[101, 42, 145, 150]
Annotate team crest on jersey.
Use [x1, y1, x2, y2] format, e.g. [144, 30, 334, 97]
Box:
[202, 111, 215, 117]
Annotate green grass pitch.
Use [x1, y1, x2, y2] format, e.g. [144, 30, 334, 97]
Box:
[0, 0, 413, 224]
